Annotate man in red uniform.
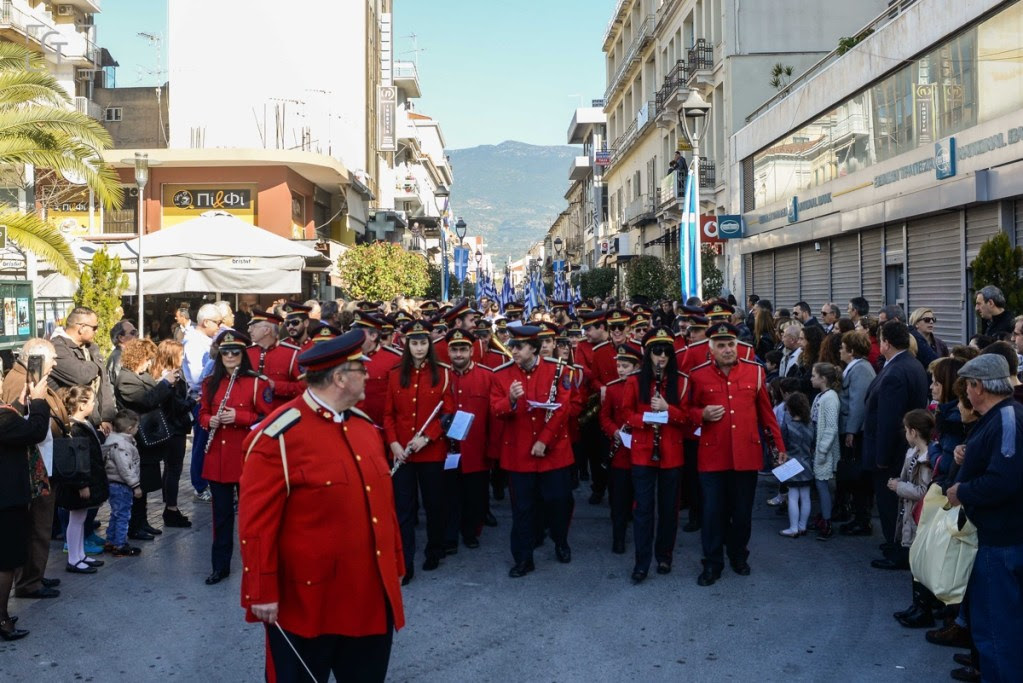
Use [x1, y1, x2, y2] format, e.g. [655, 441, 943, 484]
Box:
[279, 301, 314, 353]
[354, 311, 401, 426]
[504, 301, 524, 324]
[443, 329, 494, 552]
[435, 300, 479, 364]
[577, 311, 618, 503]
[490, 325, 574, 577]
[677, 306, 753, 374]
[247, 308, 303, 413]
[600, 342, 641, 554]
[471, 318, 511, 369]
[239, 330, 404, 682]
[687, 322, 785, 587]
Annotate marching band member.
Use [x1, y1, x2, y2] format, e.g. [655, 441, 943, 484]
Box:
[383, 320, 455, 584]
[472, 318, 511, 369]
[246, 308, 302, 413]
[576, 311, 617, 503]
[600, 342, 641, 554]
[678, 302, 755, 374]
[490, 325, 574, 578]
[353, 311, 402, 426]
[199, 330, 272, 586]
[503, 301, 525, 324]
[622, 327, 690, 584]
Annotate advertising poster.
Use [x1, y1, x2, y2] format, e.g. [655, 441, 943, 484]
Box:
[3, 298, 15, 334]
[16, 297, 29, 335]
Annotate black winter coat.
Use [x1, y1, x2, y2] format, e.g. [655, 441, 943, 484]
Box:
[0, 399, 50, 508]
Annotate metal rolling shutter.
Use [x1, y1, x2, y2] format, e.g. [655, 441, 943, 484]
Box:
[752, 251, 774, 304]
[861, 228, 883, 311]
[799, 242, 829, 307]
[966, 204, 998, 262]
[830, 234, 860, 306]
[743, 253, 753, 300]
[774, 247, 799, 309]
[907, 213, 963, 345]
[1016, 199, 1023, 246]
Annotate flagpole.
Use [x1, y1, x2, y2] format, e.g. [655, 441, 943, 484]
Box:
[693, 155, 702, 301]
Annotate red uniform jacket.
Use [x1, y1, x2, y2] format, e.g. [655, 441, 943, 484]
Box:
[586, 341, 619, 393]
[199, 373, 272, 483]
[383, 363, 454, 464]
[472, 339, 510, 369]
[358, 344, 402, 426]
[600, 377, 632, 470]
[622, 372, 689, 468]
[677, 338, 755, 374]
[673, 335, 688, 352]
[566, 364, 586, 443]
[490, 357, 573, 472]
[687, 359, 785, 472]
[432, 339, 450, 365]
[239, 393, 404, 638]
[449, 363, 494, 474]
[247, 342, 303, 412]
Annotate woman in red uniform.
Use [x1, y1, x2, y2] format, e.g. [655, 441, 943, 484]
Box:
[600, 342, 641, 554]
[622, 326, 690, 584]
[384, 320, 454, 584]
[199, 330, 272, 586]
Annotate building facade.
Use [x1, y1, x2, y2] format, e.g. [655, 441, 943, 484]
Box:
[728, 0, 1023, 344]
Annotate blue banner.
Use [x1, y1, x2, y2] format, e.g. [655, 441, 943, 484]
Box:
[453, 247, 469, 282]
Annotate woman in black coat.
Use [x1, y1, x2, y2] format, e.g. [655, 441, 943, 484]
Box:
[56, 385, 109, 575]
[151, 340, 195, 528]
[114, 339, 179, 540]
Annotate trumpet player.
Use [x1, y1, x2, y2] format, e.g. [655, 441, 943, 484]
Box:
[600, 342, 642, 555]
[383, 320, 454, 584]
[622, 327, 690, 585]
[199, 330, 272, 586]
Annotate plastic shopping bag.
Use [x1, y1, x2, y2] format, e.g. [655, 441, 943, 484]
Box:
[908, 483, 978, 605]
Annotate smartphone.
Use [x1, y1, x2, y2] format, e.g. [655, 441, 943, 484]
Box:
[26, 354, 43, 385]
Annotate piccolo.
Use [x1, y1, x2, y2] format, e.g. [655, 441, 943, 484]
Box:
[204, 368, 239, 455]
[390, 400, 445, 476]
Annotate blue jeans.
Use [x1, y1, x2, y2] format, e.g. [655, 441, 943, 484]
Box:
[189, 403, 209, 493]
[106, 483, 133, 547]
[968, 543, 1023, 681]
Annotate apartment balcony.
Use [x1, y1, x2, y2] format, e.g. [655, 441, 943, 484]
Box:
[606, 117, 637, 170]
[74, 95, 102, 121]
[394, 179, 424, 212]
[622, 194, 657, 228]
[657, 170, 683, 219]
[61, 0, 102, 12]
[602, 0, 635, 51]
[569, 156, 592, 181]
[699, 159, 716, 190]
[394, 61, 421, 98]
[0, 2, 97, 65]
[603, 13, 655, 104]
[655, 60, 689, 128]
[686, 39, 714, 91]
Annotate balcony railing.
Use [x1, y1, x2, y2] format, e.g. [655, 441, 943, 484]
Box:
[655, 59, 689, 124]
[604, 14, 655, 103]
[0, 2, 97, 64]
[74, 95, 102, 120]
[623, 194, 656, 226]
[698, 160, 716, 189]
[687, 39, 713, 74]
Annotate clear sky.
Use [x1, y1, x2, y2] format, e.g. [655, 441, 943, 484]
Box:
[97, 0, 612, 150]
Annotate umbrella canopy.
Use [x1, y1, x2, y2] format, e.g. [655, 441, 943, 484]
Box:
[111, 211, 325, 294]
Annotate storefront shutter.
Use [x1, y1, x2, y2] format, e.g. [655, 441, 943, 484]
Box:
[860, 228, 883, 311]
[907, 213, 963, 345]
[966, 204, 999, 263]
[743, 253, 753, 300]
[799, 241, 829, 307]
[752, 251, 774, 304]
[1015, 199, 1023, 247]
[830, 234, 860, 307]
[774, 247, 799, 309]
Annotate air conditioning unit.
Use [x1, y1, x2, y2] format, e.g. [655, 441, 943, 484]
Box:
[57, 5, 73, 16]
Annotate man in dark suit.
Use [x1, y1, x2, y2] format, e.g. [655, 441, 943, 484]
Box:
[862, 320, 929, 569]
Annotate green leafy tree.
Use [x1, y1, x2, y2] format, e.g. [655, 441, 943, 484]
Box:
[0, 43, 123, 277]
[624, 255, 667, 301]
[73, 247, 127, 354]
[971, 232, 1023, 315]
[580, 266, 616, 299]
[337, 242, 430, 301]
[702, 244, 724, 300]
[425, 261, 443, 300]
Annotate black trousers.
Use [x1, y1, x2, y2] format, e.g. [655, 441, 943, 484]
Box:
[835, 434, 861, 515]
[209, 481, 238, 573]
[392, 461, 446, 572]
[608, 467, 634, 548]
[161, 434, 187, 508]
[682, 439, 701, 524]
[265, 620, 393, 683]
[586, 431, 610, 497]
[508, 468, 573, 565]
[632, 465, 681, 572]
[444, 469, 489, 545]
[873, 464, 902, 546]
[699, 470, 757, 571]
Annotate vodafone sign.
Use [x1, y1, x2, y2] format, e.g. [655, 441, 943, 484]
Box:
[700, 216, 725, 243]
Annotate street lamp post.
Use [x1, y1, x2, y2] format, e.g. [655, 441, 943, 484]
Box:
[455, 218, 467, 298]
[434, 187, 450, 302]
[474, 248, 482, 302]
[676, 90, 711, 300]
[121, 152, 159, 334]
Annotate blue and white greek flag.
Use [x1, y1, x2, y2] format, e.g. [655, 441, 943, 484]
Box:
[680, 159, 702, 301]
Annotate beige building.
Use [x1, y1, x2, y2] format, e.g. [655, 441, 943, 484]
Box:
[599, 0, 885, 275]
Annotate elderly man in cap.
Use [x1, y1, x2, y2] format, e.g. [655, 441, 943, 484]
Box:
[944, 354, 1023, 680]
[239, 329, 405, 682]
[247, 308, 303, 413]
[687, 323, 785, 586]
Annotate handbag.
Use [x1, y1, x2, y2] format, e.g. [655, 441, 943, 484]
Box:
[908, 483, 978, 604]
[138, 408, 172, 448]
[50, 430, 92, 485]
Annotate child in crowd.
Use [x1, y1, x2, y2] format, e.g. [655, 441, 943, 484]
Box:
[778, 392, 814, 537]
[767, 378, 802, 508]
[56, 386, 109, 574]
[103, 409, 144, 557]
[810, 363, 841, 540]
[890, 408, 940, 628]
[764, 350, 782, 385]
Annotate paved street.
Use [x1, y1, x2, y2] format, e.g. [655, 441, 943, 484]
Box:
[1, 475, 953, 682]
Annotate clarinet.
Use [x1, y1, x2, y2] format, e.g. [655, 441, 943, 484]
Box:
[651, 376, 663, 462]
[204, 369, 239, 455]
[545, 360, 566, 423]
[605, 424, 630, 469]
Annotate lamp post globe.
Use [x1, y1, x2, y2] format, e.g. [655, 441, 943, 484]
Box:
[455, 218, 467, 244]
[553, 237, 563, 255]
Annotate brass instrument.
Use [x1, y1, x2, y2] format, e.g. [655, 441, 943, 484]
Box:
[578, 392, 601, 425]
[204, 368, 239, 455]
[545, 360, 566, 423]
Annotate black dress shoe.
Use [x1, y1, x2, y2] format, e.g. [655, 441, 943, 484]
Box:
[82, 557, 104, 568]
[142, 524, 163, 536]
[508, 561, 535, 578]
[950, 666, 981, 682]
[40, 577, 60, 588]
[128, 530, 155, 541]
[0, 619, 28, 641]
[422, 556, 441, 571]
[555, 545, 571, 564]
[463, 536, 480, 549]
[631, 569, 647, 585]
[611, 539, 626, 554]
[16, 586, 60, 599]
[484, 511, 498, 527]
[871, 558, 909, 570]
[952, 653, 974, 668]
[840, 521, 873, 536]
[656, 562, 672, 575]
[162, 509, 192, 528]
[893, 603, 916, 620]
[65, 562, 97, 575]
[683, 521, 701, 532]
[401, 568, 414, 586]
[697, 567, 721, 586]
[897, 607, 935, 629]
[730, 560, 751, 576]
[204, 569, 230, 585]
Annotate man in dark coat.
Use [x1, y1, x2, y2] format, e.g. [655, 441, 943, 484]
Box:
[862, 320, 929, 569]
[49, 307, 115, 434]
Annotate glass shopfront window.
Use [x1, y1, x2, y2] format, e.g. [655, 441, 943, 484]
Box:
[751, 1, 1023, 208]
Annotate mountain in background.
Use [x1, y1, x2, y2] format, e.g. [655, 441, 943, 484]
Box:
[447, 140, 578, 267]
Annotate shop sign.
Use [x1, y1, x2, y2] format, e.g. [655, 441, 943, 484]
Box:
[162, 184, 257, 228]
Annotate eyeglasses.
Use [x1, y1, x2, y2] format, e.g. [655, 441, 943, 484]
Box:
[285, 319, 305, 327]
[340, 365, 368, 375]
[121, 329, 138, 337]
[220, 349, 242, 357]
[609, 324, 627, 332]
[920, 317, 936, 323]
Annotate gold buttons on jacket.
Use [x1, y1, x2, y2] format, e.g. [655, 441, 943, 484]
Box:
[326, 481, 332, 486]
[306, 580, 312, 585]
[376, 550, 381, 556]
[245, 567, 249, 572]
[356, 455, 362, 461]
[241, 540, 246, 545]
[365, 485, 371, 492]
[372, 517, 378, 524]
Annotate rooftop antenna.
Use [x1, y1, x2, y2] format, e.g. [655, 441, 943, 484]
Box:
[401, 32, 426, 69]
[136, 32, 165, 83]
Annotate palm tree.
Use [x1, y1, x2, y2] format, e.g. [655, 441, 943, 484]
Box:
[0, 42, 123, 277]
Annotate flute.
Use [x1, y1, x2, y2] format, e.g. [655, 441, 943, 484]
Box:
[391, 400, 445, 476]
[204, 368, 239, 455]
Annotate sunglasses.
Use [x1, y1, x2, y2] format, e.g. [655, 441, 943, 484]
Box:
[285, 318, 305, 327]
[121, 329, 138, 337]
[220, 349, 243, 357]
[508, 341, 524, 350]
[920, 317, 936, 323]
[649, 345, 672, 357]
[609, 324, 627, 332]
